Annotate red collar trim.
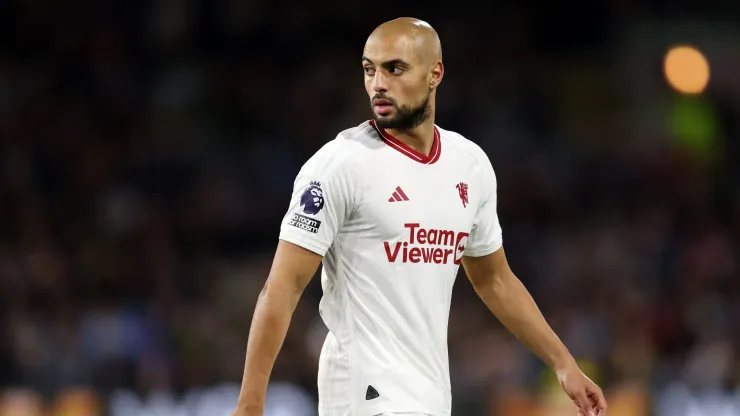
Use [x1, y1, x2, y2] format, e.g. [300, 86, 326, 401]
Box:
[370, 120, 441, 165]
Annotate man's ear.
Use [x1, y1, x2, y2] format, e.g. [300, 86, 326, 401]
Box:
[430, 61, 444, 89]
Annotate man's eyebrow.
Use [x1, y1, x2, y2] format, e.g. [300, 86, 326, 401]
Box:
[362, 56, 411, 67]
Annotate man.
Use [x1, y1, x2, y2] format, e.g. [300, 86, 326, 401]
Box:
[232, 17, 608, 416]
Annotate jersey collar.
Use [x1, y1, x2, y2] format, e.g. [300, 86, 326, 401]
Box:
[370, 120, 441, 165]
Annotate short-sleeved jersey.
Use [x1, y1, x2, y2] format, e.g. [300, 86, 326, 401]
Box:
[279, 120, 503, 416]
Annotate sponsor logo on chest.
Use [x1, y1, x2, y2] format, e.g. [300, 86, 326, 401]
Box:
[384, 223, 469, 265]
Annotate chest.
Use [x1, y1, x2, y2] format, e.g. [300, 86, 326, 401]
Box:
[351, 160, 480, 244]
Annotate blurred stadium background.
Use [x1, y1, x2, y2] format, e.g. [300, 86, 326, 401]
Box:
[1, 0, 740, 415]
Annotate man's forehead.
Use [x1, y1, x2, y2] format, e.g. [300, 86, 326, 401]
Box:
[363, 34, 419, 63]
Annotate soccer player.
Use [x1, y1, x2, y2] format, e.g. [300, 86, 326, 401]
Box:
[232, 17, 608, 416]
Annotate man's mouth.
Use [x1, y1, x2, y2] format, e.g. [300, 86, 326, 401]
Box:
[374, 99, 393, 115]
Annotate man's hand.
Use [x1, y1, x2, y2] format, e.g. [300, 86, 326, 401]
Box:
[556, 362, 607, 416]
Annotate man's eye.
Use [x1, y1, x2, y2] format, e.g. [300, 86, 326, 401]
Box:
[364, 67, 375, 75]
[391, 67, 403, 75]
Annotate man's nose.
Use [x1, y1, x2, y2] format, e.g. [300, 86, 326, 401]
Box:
[372, 71, 388, 93]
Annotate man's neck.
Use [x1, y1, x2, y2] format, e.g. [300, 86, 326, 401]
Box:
[386, 118, 436, 157]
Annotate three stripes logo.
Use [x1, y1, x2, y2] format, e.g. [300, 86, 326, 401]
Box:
[388, 186, 409, 202]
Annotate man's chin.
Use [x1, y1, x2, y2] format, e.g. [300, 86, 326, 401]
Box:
[374, 112, 395, 122]
[374, 118, 396, 129]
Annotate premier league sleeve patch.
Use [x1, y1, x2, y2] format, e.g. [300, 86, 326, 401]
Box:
[287, 181, 325, 233]
[300, 181, 325, 215]
[279, 173, 351, 256]
[288, 213, 321, 233]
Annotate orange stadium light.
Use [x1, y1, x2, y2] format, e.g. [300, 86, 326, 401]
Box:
[664, 45, 710, 95]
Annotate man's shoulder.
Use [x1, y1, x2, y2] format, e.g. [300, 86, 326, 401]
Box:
[436, 125, 491, 169]
[336, 120, 380, 144]
[298, 120, 380, 179]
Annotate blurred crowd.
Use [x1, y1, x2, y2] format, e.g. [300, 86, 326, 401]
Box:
[1, 0, 740, 415]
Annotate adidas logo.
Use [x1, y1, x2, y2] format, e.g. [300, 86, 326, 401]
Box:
[388, 186, 409, 202]
[366, 385, 379, 400]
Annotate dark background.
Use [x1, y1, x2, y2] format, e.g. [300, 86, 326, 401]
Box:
[1, 0, 739, 415]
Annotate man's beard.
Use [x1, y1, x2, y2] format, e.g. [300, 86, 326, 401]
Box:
[372, 91, 432, 130]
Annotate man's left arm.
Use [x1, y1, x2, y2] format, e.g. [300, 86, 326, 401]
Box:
[462, 151, 606, 415]
[462, 247, 607, 416]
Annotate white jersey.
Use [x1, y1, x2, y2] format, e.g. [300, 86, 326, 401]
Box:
[278, 120, 503, 416]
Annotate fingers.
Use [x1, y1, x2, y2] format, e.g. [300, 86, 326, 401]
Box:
[588, 384, 608, 414]
[573, 390, 594, 415]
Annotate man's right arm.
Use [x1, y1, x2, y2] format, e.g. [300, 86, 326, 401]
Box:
[233, 139, 354, 415]
[232, 240, 322, 415]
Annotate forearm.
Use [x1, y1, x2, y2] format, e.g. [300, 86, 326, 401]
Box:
[473, 270, 575, 370]
[235, 285, 301, 411]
